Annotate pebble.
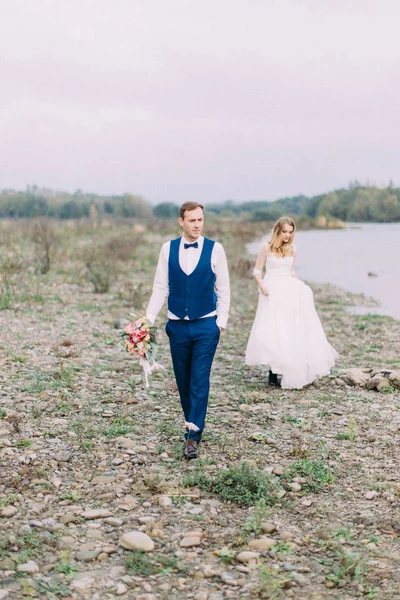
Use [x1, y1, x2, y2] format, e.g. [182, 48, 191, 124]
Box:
[180, 536, 202, 547]
[104, 517, 124, 527]
[17, 560, 39, 573]
[365, 491, 378, 500]
[261, 522, 276, 533]
[91, 475, 116, 484]
[0, 506, 18, 518]
[116, 583, 128, 595]
[158, 495, 172, 507]
[236, 551, 260, 564]
[81, 509, 113, 519]
[119, 531, 155, 552]
[71, 572, 96, 592]
[248, 537, 276, 551]
[287, 482, 302, 492]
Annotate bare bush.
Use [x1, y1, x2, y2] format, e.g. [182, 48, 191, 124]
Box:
[84, 245, 118, 293]
[31, 219, 60, 274]
[105, 232, 143, 262]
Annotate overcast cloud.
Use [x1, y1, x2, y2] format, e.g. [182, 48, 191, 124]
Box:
[1, 0, 399, 203]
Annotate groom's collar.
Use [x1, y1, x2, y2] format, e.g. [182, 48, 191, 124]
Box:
[181, 235, 203, 245]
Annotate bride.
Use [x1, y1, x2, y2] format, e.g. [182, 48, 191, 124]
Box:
[245, 216, 337, 389]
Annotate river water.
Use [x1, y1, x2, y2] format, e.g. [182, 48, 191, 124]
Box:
[247, 223, 400, 320]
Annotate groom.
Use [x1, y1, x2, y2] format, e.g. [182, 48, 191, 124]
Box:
[146, 202, 230, 458]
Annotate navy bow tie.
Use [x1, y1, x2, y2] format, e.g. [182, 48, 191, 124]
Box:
[184, 241, 199, 249]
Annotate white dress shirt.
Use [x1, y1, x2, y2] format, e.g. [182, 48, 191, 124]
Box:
[146, 235, 230, 328]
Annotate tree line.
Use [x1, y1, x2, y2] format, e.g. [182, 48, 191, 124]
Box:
[1, 183, 400, 222]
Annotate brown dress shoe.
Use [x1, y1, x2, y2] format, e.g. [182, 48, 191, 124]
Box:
[184, 439, 198, 459]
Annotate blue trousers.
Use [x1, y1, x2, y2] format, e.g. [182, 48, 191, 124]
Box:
[166, 317, 220, 442]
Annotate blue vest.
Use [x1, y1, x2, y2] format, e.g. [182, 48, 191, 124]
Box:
[168, 237, 217, 320]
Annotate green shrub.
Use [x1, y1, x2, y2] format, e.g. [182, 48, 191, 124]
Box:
[183, 462, 281, 506]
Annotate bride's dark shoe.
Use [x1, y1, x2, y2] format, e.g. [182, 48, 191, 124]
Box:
[268, 370, 281, 387]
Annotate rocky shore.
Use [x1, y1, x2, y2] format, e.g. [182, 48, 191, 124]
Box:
[1, 224, 400, 599]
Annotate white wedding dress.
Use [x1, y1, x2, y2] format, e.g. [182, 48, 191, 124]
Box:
[245, 247, 338, 389]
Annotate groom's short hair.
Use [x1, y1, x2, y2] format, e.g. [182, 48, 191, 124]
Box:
[179, 201, 204, 220]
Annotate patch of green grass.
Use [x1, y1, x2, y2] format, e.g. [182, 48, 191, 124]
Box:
[80, 439, 94, 450]
[53, 551, 78, 576]
[156, 417, 182, 439]
[126, 551, 179, 577]
[0, 494, 18, 507]
[105, 416, 134, 438]
[0, 287, 14, 310]
[59, 491, 82, 502]
[11, 355, 27, 363]
[242, 499, 271, 536]
[273, 541, 292, 555]
[379, 384, 394, 394]
[70, 420, 99, 439]
[283, 416, 307, 428]
[35, 579, 70, 598]
[2, 531, 42, 562]
[331, 527, 354, 541]
[54, 401, 74, 414]
[0, 407, 6, 419]
[20, 365, 77, 395]
[257, 564, 292, 599]
[282, 459, 334, 492]
[326, 549, 368, 587]
[335, 417, 357, 442]
[215, 548, 236, 564]
[13, 439, 33, 448]
[183, 462, 281, 506]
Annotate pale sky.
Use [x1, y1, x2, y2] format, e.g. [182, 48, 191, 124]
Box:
[1, 0, 399, 203]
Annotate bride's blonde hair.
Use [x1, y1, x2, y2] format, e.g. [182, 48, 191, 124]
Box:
[268, 216, 296, 257]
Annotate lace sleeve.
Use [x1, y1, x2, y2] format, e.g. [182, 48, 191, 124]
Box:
[253, 241, 268, 276]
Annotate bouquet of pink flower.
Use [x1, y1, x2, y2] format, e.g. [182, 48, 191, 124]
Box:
[120, 315, 165, 387]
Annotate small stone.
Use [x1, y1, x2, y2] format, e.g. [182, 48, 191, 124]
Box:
[389, 370, 400, 388]
[104, 517, 124, 527]
[116, 583, 128, 595]
[71, 573, 95, 592]
[236, 551, 260, 564]
[249, 538, 276, 551]
[301, 498, 313, 507]
[344, 368, 370, 386]
[17, 560, 39, 573]
[119, 531, 154, 552]
[76, 549, 102, 562]
[180, 536, 201, 547]
[377, 379, 391, 391]
[0, 506, 18, 518]
[293, 573, 308, 586]
[365, 491, 378, 500]
[159, 495, 172, 507]
[194, 592, 208, 600]
[273, 466, 284, 475]
[117, 437, 136, 449]
[60, 512, 80, 525]
[81, 509, 113, 519]
[91, 475, 116, 484]
[261, 522, 276, 534]
[287, 482, 302, 492]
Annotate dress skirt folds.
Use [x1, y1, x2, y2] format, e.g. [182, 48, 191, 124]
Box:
[245, 252, 337, 389]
